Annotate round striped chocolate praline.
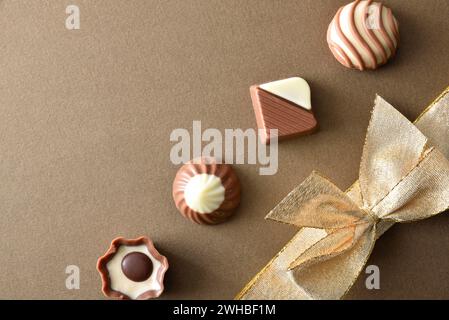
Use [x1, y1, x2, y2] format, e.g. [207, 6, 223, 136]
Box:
[172, 158, 241, 225]
[327, 0, 399, 70]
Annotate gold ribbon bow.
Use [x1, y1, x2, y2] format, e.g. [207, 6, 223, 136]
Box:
[237, 88, 449, 300]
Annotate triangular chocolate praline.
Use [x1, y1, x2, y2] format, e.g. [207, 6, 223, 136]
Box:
[250, 85, 318, 144]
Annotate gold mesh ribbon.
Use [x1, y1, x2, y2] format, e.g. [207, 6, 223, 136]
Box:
[237, 87, 449, 300]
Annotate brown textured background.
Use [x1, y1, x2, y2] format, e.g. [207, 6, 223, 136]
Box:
[0, 0, 448, 299]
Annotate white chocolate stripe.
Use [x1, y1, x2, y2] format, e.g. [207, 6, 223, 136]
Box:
[374, 3, 394, 57]
[359, 0, 387, 64]
[349, 0, 377, 69]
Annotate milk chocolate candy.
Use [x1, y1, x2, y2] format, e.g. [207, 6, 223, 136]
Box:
[97, 236, 169, 300]
[327, 0, 399, 70]
[173, 158, 241, 225]
[250, 77, 318, 145]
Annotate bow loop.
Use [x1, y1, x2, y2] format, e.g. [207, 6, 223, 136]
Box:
[372, 147, 449, 221]
[266, 172, 369, 230]
[359, 96, 428, 212]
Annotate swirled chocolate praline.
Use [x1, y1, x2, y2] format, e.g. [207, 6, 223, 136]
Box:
[327, 0, 399, 70]
[172, 158, 241, 225]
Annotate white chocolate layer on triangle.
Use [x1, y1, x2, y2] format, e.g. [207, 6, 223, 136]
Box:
[259, 77, 312, 111]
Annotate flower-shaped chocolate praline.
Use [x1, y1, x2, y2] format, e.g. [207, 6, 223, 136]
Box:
[97, 236, 168, 300]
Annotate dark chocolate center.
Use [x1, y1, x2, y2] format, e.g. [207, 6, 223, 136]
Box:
[121, 252, 153, 282]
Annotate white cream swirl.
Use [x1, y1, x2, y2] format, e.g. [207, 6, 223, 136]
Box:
[184, 174, 225, 214]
